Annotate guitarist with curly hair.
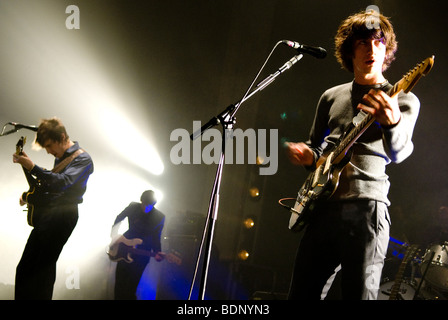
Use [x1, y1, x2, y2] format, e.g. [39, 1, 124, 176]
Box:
[285, 9, 423, 300]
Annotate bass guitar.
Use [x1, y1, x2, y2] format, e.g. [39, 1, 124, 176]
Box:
[287, 56, 435, 232]
[107, 235, 182, 265]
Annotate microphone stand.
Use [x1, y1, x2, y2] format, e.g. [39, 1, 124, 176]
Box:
[0, 122, 38, 136]
[188, 51, 303, 300]
[0, 123, 19, 137]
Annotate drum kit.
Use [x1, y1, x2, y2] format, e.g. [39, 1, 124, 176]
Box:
[378, 241, 448, 300]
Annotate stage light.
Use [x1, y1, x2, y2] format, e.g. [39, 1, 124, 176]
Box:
[243, 217, 255, 229]
[91, 100, 165, 176]
[249, 187, 260, 198]
[0, 1, 165, 177]
[0, 1, 165, 295]
[237, 249, 250, 261]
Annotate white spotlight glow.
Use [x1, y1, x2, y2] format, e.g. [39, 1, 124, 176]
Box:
[89, 94, 165, 176]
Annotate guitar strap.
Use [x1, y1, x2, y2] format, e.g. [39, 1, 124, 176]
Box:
[52, 149, 84, 173]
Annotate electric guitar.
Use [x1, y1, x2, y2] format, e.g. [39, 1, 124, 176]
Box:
[388, 244, 419, 300]
[16, 136, 43, 226]
[288, 56, 435, 232]
[16, 137, 84, 226]
[107, 235, 182, 265]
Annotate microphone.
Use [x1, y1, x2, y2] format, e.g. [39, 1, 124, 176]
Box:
[9, 122, 38, 132]
[282, 40, 327, 59]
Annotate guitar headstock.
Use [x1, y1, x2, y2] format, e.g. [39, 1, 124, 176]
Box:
[16, 136, 26, 155]
[398, 56, 435, 94]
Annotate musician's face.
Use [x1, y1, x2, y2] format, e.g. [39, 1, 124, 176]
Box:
[42, 139, 65, 158]
[352, 37, 386, 78]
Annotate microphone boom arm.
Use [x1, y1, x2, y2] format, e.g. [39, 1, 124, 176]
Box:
[0, 122, 38, 137]
[190, 54, 303, 140]
[0, 125, 19, 136]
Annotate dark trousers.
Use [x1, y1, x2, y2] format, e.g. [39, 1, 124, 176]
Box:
[288, 200, 390, 300]
[114, 256, 149, 300]
[15, 205, 78, 300]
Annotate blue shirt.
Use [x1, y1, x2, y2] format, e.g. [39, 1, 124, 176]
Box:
[30, 141, 94, 205]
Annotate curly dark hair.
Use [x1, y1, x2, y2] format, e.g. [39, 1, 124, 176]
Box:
[334, 10, 398, 73]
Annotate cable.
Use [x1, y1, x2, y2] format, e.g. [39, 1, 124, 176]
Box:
[230, 41, 283, 118]
[278, 197, 299, 214]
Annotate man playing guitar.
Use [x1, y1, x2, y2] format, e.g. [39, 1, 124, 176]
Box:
[285, 10, 421, 300]
[12, 117, 94, 300]
[110, 190, 165, 300]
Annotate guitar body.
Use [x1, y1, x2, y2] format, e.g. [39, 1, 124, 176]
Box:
[287, 56, 434, 232]
[289, 151, 351, 231]
[15, 136, 82, 227]
[107, 235, 182, 265]
[21, 164, 56, 227]
[25, 195, 36, 227]
[21, 169, 42, 227]
[23, 187, 54, 227]
[107, 236, 144, 263]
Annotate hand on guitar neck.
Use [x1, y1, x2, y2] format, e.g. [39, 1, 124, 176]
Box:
[14, 137, 36, 211]
[283, 56, 435, 232]
[13, 150, 35, 172]
[153, 251, 165, 262]
[357, 88, 401, 127]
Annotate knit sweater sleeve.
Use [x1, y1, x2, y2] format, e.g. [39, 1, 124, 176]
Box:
[381, 91, 420, 163]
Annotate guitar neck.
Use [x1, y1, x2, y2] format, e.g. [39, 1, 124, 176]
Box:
[332, 82, 401, 164]
[128, 247, 156, 258]
[389, 266, 407, 300]
[389, 245, 418, 300]
[22, 164, 37, 187]
[16, 137, 37, 187]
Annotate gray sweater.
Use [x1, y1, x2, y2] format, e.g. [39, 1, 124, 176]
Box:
[306, 81, 420, 205]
